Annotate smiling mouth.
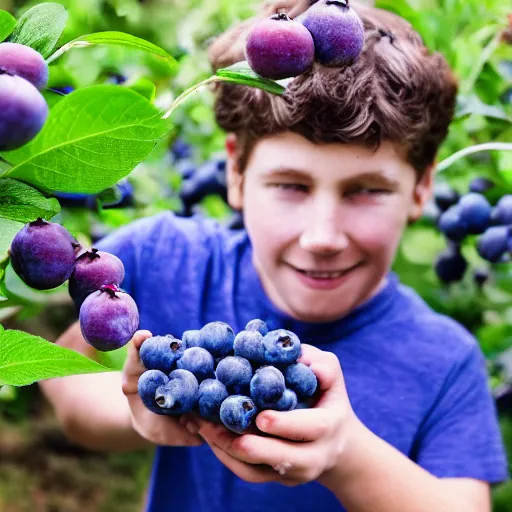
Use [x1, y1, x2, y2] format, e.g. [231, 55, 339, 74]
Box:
[290, 263, 361, 279]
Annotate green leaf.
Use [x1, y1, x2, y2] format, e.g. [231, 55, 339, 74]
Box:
[9, 3, 68, 58]
[46, 31, 177, 74]
[0, 218, 23, 263]
[2, 86, 170, 194]
[456, 95, 512, 122]
[0, 178, 60, 223]
[128, 78, 157, 102]
[216, 61, 286, 96]
[0, 10, 16, 42]
[0, 329, 114, 386]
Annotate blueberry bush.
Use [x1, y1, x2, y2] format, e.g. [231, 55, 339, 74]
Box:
[0, 0, 511, 509]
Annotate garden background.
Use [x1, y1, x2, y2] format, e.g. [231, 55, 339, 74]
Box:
[0, 0, 511, 510]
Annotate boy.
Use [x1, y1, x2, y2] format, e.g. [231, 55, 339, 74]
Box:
[39, 1, 509, 510]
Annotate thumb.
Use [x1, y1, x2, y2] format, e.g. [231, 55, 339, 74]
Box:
[121, 330, 153, 397]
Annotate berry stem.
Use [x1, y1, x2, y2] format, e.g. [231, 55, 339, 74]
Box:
[437, 143, 512, 172]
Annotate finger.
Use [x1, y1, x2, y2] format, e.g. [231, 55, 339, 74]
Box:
[256, 408, 331, 441]
[121, 330, 153, 396]
[298, 344, 344, 395]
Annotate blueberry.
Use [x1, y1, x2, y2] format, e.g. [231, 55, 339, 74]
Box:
[139, 335, 185, 373]
[177, 347, 215, 382]
[171, 137, 192, 161]
[227, 211, 245, 231]
[199, 321, 235, 357]
[0, 42, 49, 90]
[437, 205, 468, 243]
[154, 369, 199, 414]
[79, 285, 139, 351]
[137, 369, 170, 415]
[299, 0, 364, 67]
[434, 245, 467, 284]
[216, 356, 253, 394]
[0, 74, 48, 151]
[245, 319, 269, 336]
[69, 248, 125, 309]
[233, 330, 265, 364]
[490, 195, 512, 226]
[473, 268, 489, 288]
[434, 183, 460, 212]
[250, 366, 286, 408]
[219, 395, 258, 434]
[458, 193, 492, 235]
[477, 226, 510, 263]
[469, 177, 494, 194]
[245, 13, 315, 80]
[175, 158, 196, 180]
[269, 389, 298, 411]
[262, 329, 302, 365]
[182, 329, 202, 348]
[179, 160, 227, 208]
[198, 378, 229, 423]
[10, 218, 81, 290]
[284, 363, 318, 400]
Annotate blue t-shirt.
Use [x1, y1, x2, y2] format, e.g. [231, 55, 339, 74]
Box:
[95, 211, 509, 512]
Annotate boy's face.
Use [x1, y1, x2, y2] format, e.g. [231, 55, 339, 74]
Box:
[226, 131, 433, 323]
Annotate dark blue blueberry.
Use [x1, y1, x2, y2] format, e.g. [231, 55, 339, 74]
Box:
[477, 226, 510, 263]
[175, 158, 196, 180]
[269, 389, 298, 411]
[473, 268, 489, 288]
[171, 137, 193, 161]
[437, 205, 468, 242]
[227, 211, 245, 230]
[53, 191, 92, 208]
[137, 369, 170, 415]
[234, 330, 265, 364]
[179, 160, 228, 208]
[182, 329, 202, 348]
[245, 319, 269, 336]
[139, 335, 185, 373]
[219, 395, 258, 434]
[284, 363, 318, 400]
[469, 177, 494, 194]
[434, 183, 460, 212]
[199, 321, 235, 357]
[262, 329, 302, 365]
[250, 366, 286, 408]
[491, 195, 512, 226]
[154, 369, 199, 414]
[458, 193, 491, 235]
[198, 378, 229, 423]
[177, 347, 215, 382]
[434, 245, 467, 284]
[216, 356, 253, 394]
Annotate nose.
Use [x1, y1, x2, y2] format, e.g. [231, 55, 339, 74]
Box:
[299, 197, 349, 255]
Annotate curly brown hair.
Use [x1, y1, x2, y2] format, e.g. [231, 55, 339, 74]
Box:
[208, 1, 458, 177]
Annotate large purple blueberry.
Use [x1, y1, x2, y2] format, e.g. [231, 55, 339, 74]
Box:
[269, 389, 298, 411]
[491, 195, 512, 226]
[233, 330, 265, 364]
[0, 73, 48, 151]
[216, 356, 253, 395]
[245, 13, 315, 80]
[79, 285, 139, 351]
[69, 248, 125, 309]
[250, 366, 286, 408]
[285, 363, 318, 400]
[262, 329, 302, 365]
[437, 205, 468, 243]
[477, 226, 510, 263]
[10, 218, 81, 290]
[458, 193, 491, 235]
[154, 369, 199, 414]
[245, 319, 269, 336]
[182, 329, 202, 348]
[138, 369, 170, 415]
[299, 0, 364, 67]
[434, 245, 467, 284]
[0, 42, 49, 90]
[139, 335, 185, 373]
[434, 183, 460, 212]
[199, 321, 235, 357]
[198, 379, 229, 423]
[177, 347, 215, 382]
[219, 395, 258, 434]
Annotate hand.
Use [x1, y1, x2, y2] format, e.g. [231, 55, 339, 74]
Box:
[121, 330, 204, 447]
[192, 344, 363, 486]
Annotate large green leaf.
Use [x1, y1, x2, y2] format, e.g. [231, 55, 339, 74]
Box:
[0, 10, 16, 42]
[0, 178, 60, 223]
[46, 31, 177, 74]
[2, 86, 170, 194]
[8, 3, 68, 58]
[0, 329, 114, 386]
[216, 61, 286, 96]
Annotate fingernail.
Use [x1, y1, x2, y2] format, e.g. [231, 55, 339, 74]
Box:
[186, 421, 199, 436]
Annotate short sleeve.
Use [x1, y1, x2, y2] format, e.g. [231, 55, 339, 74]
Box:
[412, 342, 509, 483]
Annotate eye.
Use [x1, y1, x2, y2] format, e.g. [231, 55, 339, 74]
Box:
[271, 183, 309, 193]
[346, 185, 390, 197]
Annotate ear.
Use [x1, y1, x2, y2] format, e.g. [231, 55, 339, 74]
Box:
[225, 133, 244, 211]
[408, 164, 435, 223]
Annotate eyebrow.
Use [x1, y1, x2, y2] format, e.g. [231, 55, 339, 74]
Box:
[262, 166, 401, 188]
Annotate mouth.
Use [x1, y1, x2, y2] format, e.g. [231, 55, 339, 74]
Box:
[289, 262, 362, 280]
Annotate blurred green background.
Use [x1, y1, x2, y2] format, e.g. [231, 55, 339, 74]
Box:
[0, 0, 511, 510]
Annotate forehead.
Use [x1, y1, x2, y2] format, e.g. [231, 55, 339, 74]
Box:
[245, 132, 412, 181]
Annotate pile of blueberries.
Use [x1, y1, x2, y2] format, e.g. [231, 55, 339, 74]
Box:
[138, 319, 318, 434]
[9, 219, 140, 351]
[432, 178, 511, 285]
